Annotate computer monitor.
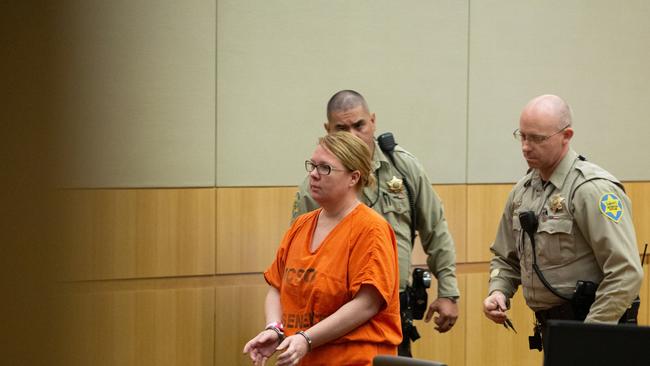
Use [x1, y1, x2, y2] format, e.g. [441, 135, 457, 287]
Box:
[544, 319, 650, 366]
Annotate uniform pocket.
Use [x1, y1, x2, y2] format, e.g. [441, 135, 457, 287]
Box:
[379, 191, 409, 215]
[536, 218, 574, 265]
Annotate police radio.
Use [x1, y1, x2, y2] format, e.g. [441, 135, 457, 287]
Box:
[400, 267, 432, 343]
[407, 268, 432, 320]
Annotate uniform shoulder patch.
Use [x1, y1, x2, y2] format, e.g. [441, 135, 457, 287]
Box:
[599, 193, 623, 223]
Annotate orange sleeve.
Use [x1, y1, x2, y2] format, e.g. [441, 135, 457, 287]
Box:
[264, 244, 286, 289]
[347, 217, 398, 310]
[264, 211, 314, 289]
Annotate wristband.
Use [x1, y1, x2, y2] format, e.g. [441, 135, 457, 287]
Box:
[296, 330, 312, 352]
[264, 322, 285, 343]
[265, 322, 284, 332]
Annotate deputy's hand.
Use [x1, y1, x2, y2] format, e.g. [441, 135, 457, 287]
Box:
[275, 334, 310, 366]
[424, 297, 459, 333]
[483, 291, 508, 324]
[243, 329, 281, 365]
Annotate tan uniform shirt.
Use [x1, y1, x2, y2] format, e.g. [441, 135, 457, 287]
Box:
[489, 149, 643, 322]
[293, 140, 459, 298]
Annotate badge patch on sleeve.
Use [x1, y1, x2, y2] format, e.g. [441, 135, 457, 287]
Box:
[599, 193, 623, 222]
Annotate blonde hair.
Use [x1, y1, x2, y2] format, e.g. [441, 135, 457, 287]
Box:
[319, 131, 375, 190]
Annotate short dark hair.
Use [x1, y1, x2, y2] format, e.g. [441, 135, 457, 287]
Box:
[326, 90, 369, 121]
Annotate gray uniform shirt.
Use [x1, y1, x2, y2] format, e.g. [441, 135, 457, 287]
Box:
[489, 149, 643, 322]
[293, 140, 459, 298]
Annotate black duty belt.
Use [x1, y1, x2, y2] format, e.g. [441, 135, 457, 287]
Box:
[535, 299, 640, 326]
[534, 302, 575, 326]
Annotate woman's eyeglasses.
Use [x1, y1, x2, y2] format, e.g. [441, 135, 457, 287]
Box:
[305, 160, 346, 175]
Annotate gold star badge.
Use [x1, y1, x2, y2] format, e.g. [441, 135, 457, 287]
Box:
[550, 194, 565, 213]
[386, 176, 403, 193]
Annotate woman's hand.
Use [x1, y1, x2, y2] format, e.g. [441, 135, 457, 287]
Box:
[243, 329, 281, 365]
[275, 334, 310, 366]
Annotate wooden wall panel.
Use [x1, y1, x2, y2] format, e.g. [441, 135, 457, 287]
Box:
[62, 287, 214, 366]
[435, 184, 467, 263]
[466, 184, 513, 262]
[411, 275, 467, 366]
[216, 187, 296, 274]
[346, 184, 466, 267]
[465, 272, 543, 366]
[627, 182, 649, 326]
[626, 182, 650, 252]
[61, 188, 215, 281]
[215, 283, 270, 366]
[56, 182, 648, 366]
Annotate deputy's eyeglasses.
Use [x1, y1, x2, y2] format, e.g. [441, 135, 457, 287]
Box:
[513, 124, 570, 144]
[305, 160, 346, 175]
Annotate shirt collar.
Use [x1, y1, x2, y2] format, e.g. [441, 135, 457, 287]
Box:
[372, 140, 391, 171]
[530, 149, 578, 189]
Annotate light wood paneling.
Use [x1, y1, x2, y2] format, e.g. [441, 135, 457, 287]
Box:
[61, 188, 215, 280]
[215, 283, 270, 366]
[218, 185, 467, 272]
[216, 187, 296, 274]
[57, 182, 649, 366]
[466, 184, 514, 262]
[62, 287, 214, 366]
[465, 272, 543, 366]
[627, 182, 649, 326]
[627, 182, 650, 252]
[411, 275, 467, 366]
[412, 184, 467, 265]
[64, 273, 268, 293]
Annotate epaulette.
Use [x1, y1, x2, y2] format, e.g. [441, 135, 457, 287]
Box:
[574, 159, 620, 185]
[392, 145, 416, 160]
